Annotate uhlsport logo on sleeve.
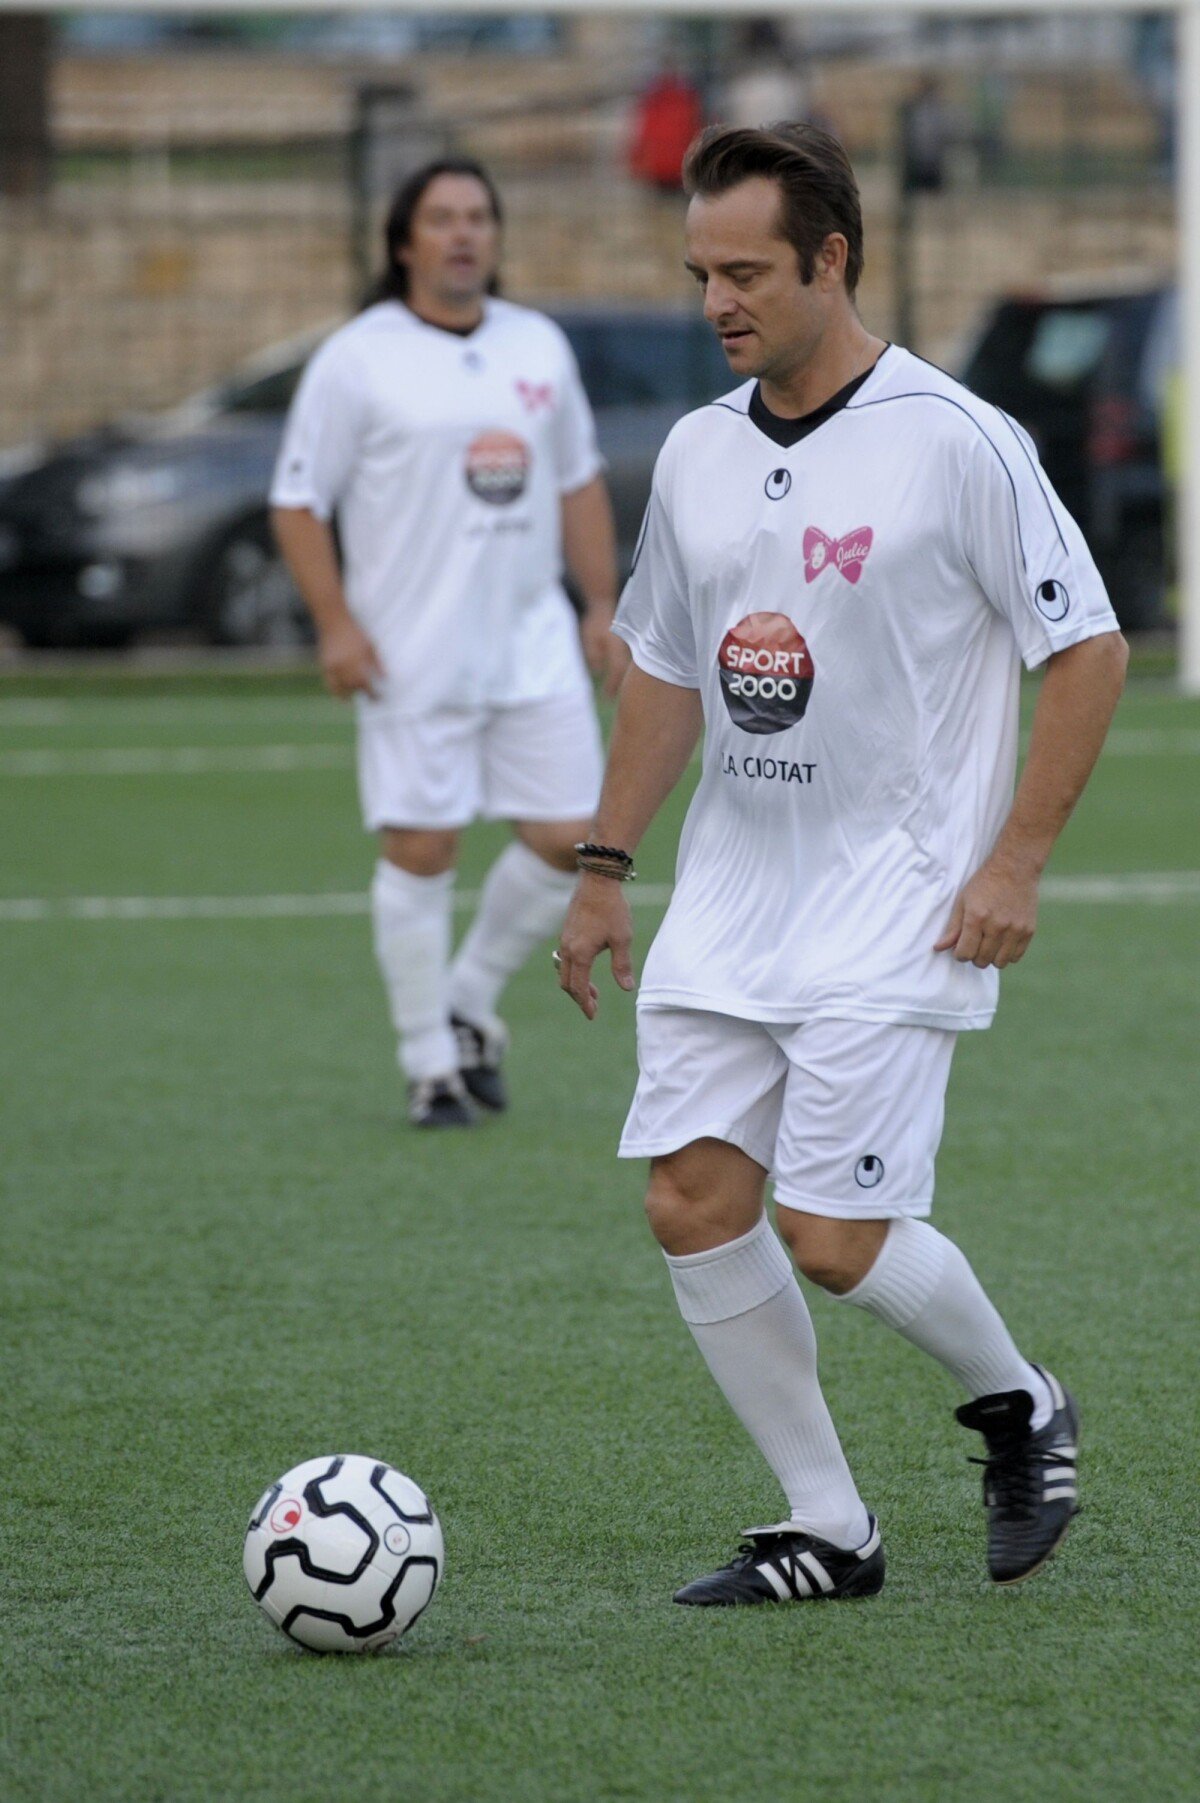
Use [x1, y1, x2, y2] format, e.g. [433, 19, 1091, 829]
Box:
[465, 430, 530, 506]
[718, 613, 814, 735]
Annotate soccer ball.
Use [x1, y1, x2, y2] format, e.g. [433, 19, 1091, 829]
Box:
[243, 1453, 444, 1653]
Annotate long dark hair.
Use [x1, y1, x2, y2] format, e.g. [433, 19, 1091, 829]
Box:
[684, 123, 864, 296]
[371, 157, 504, 304]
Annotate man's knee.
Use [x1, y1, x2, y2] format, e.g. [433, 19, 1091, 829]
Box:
[644, 1141, 765, 1257]
[381, 827, 459, 878]
[776, 1209, 889, 1295]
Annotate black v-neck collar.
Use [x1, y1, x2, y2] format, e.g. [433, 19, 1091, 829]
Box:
[406, 305, 486, 340]
[747, 347, 890, 449]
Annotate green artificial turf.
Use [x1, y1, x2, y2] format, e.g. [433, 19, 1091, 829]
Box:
[1, 668, 1197, 1802]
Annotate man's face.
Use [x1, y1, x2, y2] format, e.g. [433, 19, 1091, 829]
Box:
[684, 177, 845, 386]
[399, 173, 500, 307]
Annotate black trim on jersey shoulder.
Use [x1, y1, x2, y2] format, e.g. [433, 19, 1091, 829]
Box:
[996, 407, 1070, 560]
[747, 358, 882, 449]
[842, 390, 1034, 578]
[627, 497, 652, 578]
[899, 352, 1070, 561]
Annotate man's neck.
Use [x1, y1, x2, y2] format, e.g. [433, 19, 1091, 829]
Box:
[758, 320, 887, 420]
[406, 288, 486, 335]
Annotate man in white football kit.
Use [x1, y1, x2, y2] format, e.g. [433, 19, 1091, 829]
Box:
[558, 126, 1127, 1599]
[273, 159, 624, 1126]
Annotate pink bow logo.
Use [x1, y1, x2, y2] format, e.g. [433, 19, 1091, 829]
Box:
[515, 379, 555, 415]
[803, 525, 874, 585]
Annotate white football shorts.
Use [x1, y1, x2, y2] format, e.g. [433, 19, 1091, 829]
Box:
[619, 1007, 958, 1220]
[356, 687, 604, 831]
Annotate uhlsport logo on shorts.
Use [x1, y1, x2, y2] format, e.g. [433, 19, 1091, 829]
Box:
[718, 613, 814, 735]
[465, 430, 530, 505]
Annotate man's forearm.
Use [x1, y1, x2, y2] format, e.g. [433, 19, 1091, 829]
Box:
[271, 506, 353, 636]
[992, 630, 1128, 875]
[561, 476, 618, 612]
[591, 664, 704, 851]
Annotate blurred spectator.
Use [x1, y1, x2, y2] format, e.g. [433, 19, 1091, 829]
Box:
[722, 19, 811, 130]
[629, 64, 705, 192]
[900, 76, 952, 195]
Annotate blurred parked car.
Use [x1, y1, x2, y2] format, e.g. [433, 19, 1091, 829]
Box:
[961, 276, 1177, 629]
[0, 308, 729, 649]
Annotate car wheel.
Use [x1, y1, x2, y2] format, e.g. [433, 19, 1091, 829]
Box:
[204, 526, 310, 648]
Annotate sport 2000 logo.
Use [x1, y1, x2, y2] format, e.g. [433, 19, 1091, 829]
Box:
[718, 612, 815, 735]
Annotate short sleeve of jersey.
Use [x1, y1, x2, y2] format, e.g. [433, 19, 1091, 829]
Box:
[960, 411, 1120, 669]
[549, 333, 604, 495]
[612, 449, 697, 688]
[269, 336, 368, 522]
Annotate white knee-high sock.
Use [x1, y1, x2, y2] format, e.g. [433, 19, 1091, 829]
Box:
[665, 1215, 871, 1549]
[370, 860, 457, 1082]
[836, 1218, 1053, 1429]
[449, 840, 576, 1029]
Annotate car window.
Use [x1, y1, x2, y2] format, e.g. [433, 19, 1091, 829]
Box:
[1026, 311, 1111, 389]
[562, 319, 730, 410]
[964, 295, 1162, 416]
[217, 362, 306, 415]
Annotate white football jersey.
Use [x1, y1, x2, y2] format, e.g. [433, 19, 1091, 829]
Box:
[270, 298, 603, 717]
[615, 345, 1120, 1031]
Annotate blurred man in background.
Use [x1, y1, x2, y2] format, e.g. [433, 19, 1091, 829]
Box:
[272, 157, 624, 1128]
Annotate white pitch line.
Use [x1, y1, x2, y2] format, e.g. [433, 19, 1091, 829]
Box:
[0, 698, 346, 728]
[0, 875, 1196, 924]
[0, 744, 352, 776]
[1, 729, 1199, 779]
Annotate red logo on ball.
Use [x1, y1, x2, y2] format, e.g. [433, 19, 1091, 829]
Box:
[270, 1498, 304, 1534]
[718, 613, 814, 735]
[465, 430, 530, 505]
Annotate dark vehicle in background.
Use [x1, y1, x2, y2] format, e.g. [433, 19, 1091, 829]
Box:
[961, 278, 1177, 629]
[0, 308, 729, 649]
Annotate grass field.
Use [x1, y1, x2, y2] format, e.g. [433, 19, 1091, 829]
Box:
[1, 663, 1197, 1803]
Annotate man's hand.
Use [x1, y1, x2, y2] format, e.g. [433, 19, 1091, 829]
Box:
[318, 618, 384, 701]
[580, 606, 631, 700]
[557, 872, 636, 1018]
[935, 854, 1040, 969]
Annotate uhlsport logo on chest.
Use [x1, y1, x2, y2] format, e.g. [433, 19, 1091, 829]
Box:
[718, 613, 814, 735]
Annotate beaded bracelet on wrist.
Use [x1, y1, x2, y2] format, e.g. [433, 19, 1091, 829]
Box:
[574, 841, 637, 882]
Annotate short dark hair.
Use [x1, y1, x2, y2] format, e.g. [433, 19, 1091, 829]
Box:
[372, 157, 503, 304]
[683, 123, 864, 296]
